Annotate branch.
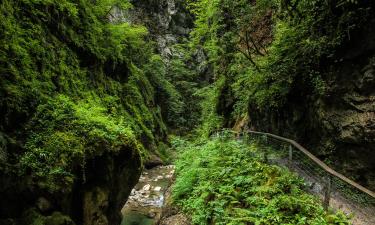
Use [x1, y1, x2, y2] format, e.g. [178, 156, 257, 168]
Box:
[246, 31, 265, 56]
[258, 35, 270, 55]
[237, 47, 261, 72]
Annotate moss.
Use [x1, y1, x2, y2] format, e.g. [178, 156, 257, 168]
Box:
[18, 94, 144, 192]
[21, 209, 75, 225]
[45, 212, 75, 225]
[0, 0, 169, 197]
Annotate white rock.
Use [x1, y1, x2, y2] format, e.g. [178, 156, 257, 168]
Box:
[154, 186, 162, 192]
[142, 184, 151, 191]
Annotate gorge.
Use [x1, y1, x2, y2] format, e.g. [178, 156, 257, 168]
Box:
[0, 0, 374, 225]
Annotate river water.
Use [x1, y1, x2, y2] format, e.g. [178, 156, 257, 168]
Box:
[121, 165, 175, 225]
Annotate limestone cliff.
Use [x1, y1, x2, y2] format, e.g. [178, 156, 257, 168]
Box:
[110, 0, 193, 60]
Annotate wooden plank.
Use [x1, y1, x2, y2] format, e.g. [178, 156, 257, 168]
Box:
[246, 130, 375, 199]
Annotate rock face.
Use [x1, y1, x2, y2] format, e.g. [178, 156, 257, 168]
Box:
[0, 147, 142, 225]
[81, 149, 142, 225]
[248, 20, 375, 190]
[111, 0, 193, 61]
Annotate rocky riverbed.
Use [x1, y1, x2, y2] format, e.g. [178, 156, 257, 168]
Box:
[121, 165, 175, 225]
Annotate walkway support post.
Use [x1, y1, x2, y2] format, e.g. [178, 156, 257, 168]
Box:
[263, 135, 268, 162]
[324, 176, 332, 210]
[288, 144, 293, 168]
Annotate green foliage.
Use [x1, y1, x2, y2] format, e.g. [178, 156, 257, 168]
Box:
[166, 44, 202, 132]
[144, 55, 185, 129]
[172, 138, 349, 225]
[195, 79, 224, 137]
[143, 42, 202, 134]
[0, 0, 169, 194]
[20, 95, 143, 192]
[185, 0, 373, 128]
[0, 0, 150, 122]
[189, 0, 222, 64]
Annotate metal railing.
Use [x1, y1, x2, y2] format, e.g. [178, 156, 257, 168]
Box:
[212, 129, 375, 225]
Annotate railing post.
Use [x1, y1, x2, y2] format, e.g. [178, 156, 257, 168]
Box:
[324, 176, 332, 210]
[263, 151, 268, 163]
[82, 153, 86, 184]
[244, 132, 248, 143]
[263, 135, 268, 162]
[288, 144, 293, 168]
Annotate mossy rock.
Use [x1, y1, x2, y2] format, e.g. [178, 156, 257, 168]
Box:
[21, 209, 75, 225]
[44, 212, 75, 225]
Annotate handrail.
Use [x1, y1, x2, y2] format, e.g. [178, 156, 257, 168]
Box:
[244, 130, 375, 199]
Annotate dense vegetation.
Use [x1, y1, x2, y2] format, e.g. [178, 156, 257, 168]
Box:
[0, 0, 373, 224]
[0, 0, 173, 193]
[177, 0, 374, 135]
[172, 136, 349, 224]
[166, 0, 374, 223]
[0, 0, 181, 223]
[166, 0, 375, 191]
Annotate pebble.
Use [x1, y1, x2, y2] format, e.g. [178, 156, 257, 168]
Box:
[143, 184, 151, 191]
[148, 212, 156, 218]
[154, 186, 162, 192]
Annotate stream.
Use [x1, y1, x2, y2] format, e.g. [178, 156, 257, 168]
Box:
[121, 165, 175, 225]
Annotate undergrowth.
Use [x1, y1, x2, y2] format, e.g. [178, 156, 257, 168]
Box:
[172, 137, 349, 225]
